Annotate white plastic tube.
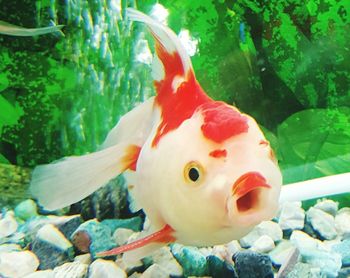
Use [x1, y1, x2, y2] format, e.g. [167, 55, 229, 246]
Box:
[279, 172, 350, 203]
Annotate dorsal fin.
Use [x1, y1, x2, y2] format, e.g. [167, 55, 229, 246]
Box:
[126, 8, 193, 86]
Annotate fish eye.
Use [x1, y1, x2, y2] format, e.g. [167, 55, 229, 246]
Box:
[184, 161, 204, 184]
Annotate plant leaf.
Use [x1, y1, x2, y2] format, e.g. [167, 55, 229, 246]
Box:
[278, 107, 350, 184]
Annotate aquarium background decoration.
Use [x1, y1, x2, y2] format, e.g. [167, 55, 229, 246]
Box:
[0, 0, 349, 207]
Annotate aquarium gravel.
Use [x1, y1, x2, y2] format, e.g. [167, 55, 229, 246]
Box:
[0, 198, 350, 277]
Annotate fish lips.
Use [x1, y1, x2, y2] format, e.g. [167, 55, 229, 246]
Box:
[231, 171, 271, 213]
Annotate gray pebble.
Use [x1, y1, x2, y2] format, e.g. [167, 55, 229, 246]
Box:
[233, 250, 273, 278]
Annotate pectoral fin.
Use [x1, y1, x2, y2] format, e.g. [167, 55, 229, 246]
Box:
[0, 20, 63, 36]
[30, 143, 140, 211]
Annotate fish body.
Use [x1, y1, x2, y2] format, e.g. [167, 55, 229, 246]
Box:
[30, 8, 282, 258]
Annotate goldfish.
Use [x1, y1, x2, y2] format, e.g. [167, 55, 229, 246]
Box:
[30, 8, 283, 259]
[0, 20, 63, 36]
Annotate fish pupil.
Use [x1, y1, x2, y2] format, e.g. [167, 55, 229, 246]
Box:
[189, 167, 200, 182]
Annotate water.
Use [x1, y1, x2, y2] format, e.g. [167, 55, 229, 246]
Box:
[0, 1, 350, 277]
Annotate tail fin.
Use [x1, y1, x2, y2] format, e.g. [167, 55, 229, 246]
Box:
[126, 8, 193, 84]
[0, 20, 63, 36]
[30, 143, 140, 211]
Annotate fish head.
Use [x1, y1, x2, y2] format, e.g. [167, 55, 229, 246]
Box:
[137, 104, 282, 246]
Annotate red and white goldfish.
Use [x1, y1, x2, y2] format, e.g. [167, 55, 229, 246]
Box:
[30, 8, 282, 259]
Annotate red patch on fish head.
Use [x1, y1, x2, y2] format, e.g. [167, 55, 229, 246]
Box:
[200, 102, 249, 143]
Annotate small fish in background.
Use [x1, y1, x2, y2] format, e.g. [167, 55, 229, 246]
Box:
[0, 20, 63, 36]
[30, 8, 282, 260]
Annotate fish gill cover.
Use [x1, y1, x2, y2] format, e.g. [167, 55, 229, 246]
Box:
[0, 0, 349, 207]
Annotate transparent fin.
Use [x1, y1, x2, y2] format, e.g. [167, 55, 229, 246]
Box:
[30, 143, 140, 211]
[0, 20, 63, 36]
[279, 172, 350, 203]
[126, 8, 193, 80]
[101, 97, 155, 149]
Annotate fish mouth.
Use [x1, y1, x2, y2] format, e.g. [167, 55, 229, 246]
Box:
[232, 171, 271, 213]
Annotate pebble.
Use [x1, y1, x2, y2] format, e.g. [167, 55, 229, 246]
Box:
[335, 208, 350, 239]
[150, 246, 183, 276]
[71, 219, 116, 256]
[314, 199, 338, 216]
[290, 230, 342, 277]
[239, 221, 282, 248]
[302, 248, 342, 277]
[268, 240, 296, 267]
[233, 250, 273, 278]
[89, 259, 127, 278]
[306, 207, 337, 240]
[52, 261, 88, 278]
[140, 264, 168, 278]
[290, 230, 320, 251]
[0, 210, 18, 239]
[250, 235, 275, 253]
[31, 224, 74, 270]
[14, 200, 38, 221]
[74, 253, 92, 264]
[278, 201, 305, 230]
[23, 270, 54, 278]
[171, 244, 209, 277]
[113, 228, 135, 246]
[206, 255, 237, 278]
[56, 214, 83, 239]
[0, 243, 22, 253]
[101, 216, 143, 232]
[0, 251, 39, 278]
[338, 267, 350, 278]
[285, 262, 320, 278]
[332, 239, 350, 267]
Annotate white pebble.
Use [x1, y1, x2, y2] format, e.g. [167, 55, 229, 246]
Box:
[23, 270, 54, 278]
[36, 224, 73, 250]
[250, 235, 275, 253]
[335, 207, 350, 239]
[239, 221, 282, 248]
[278, 202, 305, 230]
[140, 264, 168, 278]
[74, 253, 92, 264]
[0, 251, 39, 278]
[314, 199, 338, 216]
[53, 261, 88, 278]
[306, 207, 337, 240]
[149, 246, 183, 276]
[113, 228, 134, 246]
[290, 230, 320, 251]
[0, 211, 18, 239]
[89, 259, 127, 278]
[0, 243, 22, 253]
